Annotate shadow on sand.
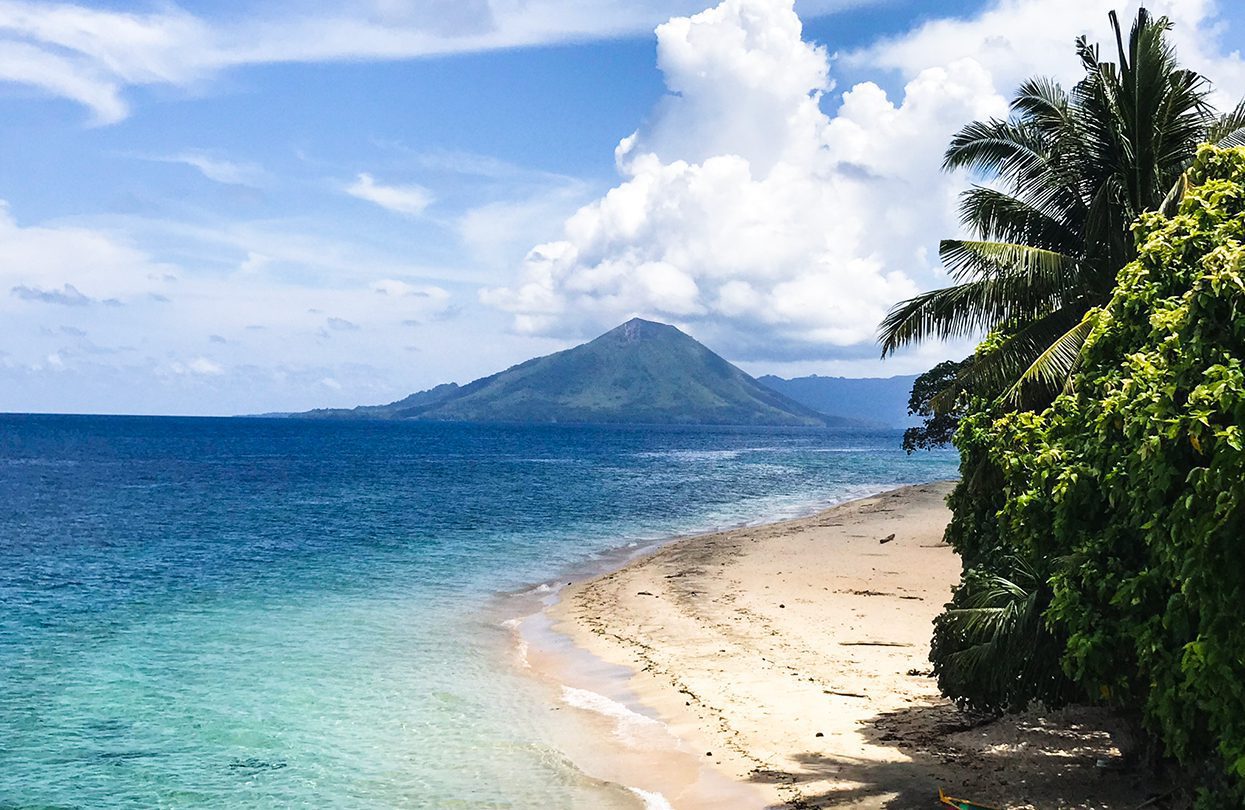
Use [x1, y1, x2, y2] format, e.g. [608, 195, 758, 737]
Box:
[749, 700, 1168, 809]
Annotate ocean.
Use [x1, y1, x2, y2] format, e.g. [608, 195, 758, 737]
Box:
[0, 414, 958, 808]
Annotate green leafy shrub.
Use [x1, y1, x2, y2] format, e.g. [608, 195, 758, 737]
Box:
[932, 400, 1076, 714]
[1042, 145, 1245, 802]
[934, 145, 1245, 800]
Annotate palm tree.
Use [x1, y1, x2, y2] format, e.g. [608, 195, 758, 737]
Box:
[879, 8, 1245, 406]
[899, 10, 1245, 717]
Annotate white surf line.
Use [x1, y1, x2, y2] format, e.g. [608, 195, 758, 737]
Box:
[560, 685, 668, 744]
[501, 617, 531, 669]
[628, 786, 676, 810]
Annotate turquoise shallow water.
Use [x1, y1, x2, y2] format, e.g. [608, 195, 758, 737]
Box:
[0, 415, 958, 807]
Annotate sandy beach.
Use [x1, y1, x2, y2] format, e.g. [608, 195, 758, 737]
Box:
[535, 482, 1161, 809]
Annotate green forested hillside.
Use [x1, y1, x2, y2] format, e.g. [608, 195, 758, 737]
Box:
[297, 319, 837, 427]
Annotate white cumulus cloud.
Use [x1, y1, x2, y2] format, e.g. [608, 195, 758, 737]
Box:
[483, 0, 1005, 360]
[484, 0, 1245, 365]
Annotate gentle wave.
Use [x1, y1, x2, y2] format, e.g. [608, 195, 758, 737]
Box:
[632, 448, 747, 461]
[502, 617, 531, 669]
[628, 786, 676, 810]
[561, 686, 666, 744]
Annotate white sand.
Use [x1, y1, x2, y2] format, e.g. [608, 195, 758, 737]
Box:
[534, 482, 1161, 809]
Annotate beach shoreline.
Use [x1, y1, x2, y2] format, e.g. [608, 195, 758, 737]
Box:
[520, 481, 1162, 809]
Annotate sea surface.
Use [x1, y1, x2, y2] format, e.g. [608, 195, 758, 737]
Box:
[0, 414, 958, 808]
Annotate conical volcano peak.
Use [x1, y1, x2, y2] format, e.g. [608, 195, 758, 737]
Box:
[296, 317, 834, 426]
[606, 317, 685, 344]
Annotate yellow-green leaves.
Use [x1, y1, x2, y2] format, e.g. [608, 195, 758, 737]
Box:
[939, 146, 1245, 805]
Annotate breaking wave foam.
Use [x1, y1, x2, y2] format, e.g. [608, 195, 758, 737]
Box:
[561, 686, 665, 744]
[628, 787, 675, 810]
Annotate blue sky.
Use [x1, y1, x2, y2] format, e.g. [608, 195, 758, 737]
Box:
[2, 0, 1243, 414]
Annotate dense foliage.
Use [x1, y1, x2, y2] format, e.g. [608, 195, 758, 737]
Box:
[879, 7, 1245, 803]
[929, 402, 1076, 715]
[938, 145, 1245, 801]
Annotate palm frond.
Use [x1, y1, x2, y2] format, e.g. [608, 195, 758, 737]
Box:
[877, 284, 1000, 356]
[1011, 76, 1071, 132]
[939, 239, 1079, 288]
[956, 188, 1080, 253]
[1002, 316, 1097, 404]
[943, 119, 1051, 178]
[1209, 100, 1245, 149]
[933, 554, 1074, 712]
[878, 249, 1079, 358]
[952, 309, 1081, 402]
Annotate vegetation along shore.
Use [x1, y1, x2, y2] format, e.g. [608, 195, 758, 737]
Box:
[882, 10, 1245, 807]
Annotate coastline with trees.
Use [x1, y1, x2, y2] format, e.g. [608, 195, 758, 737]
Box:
[544, 9, 1245, 807]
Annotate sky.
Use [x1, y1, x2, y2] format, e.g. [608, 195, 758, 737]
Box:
[3, 0, 1245, 415]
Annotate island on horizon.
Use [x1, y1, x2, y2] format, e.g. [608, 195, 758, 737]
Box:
[273, 317, 918, 429]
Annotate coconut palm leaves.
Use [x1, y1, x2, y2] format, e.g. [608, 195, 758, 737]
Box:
[879, 9, 1245, 406]
[930, 555, 1076, 714]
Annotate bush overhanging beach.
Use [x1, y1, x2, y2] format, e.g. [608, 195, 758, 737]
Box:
[887, 9, 1245, 805]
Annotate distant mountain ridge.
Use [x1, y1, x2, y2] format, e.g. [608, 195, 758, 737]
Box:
[756, 374, 918, 429]
[296, 319, 855, 427]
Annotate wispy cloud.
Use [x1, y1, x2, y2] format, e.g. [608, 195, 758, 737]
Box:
[0, 0, 880, 124]
[0, 39, 127, 124]
[0, 1, 210, 123]
[87, 208, 490, 286]
[408, 147, 578, 185]
[149, 151, 269, 187]
[456, 181, 590, 268]
[345, 173, 432, 217]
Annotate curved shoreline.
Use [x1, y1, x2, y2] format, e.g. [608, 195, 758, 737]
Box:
[513, 482, 959, 808]
[522, 481, 1161, 809]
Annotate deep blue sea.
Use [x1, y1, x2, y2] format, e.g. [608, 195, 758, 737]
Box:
[0, 415, 957, 808]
